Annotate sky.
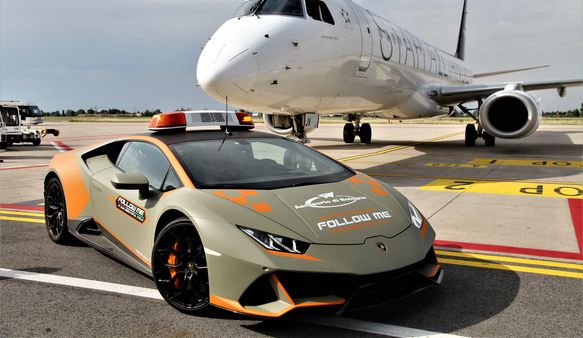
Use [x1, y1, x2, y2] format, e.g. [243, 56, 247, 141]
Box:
[1, 0, 582, 113]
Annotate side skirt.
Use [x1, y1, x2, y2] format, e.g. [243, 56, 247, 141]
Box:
[68, 218, 152, 277]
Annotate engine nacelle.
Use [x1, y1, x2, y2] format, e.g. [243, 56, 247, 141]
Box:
[263, 113, 319, 136]
[479, 90, 541, 139]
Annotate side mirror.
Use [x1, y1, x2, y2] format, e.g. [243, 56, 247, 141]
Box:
[111, 173, 150, 199]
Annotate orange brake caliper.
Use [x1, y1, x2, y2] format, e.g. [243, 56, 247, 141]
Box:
[168, 240, 181, 289]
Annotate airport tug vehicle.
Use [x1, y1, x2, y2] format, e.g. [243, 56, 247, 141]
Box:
[44, 110, 442, 317]
[0, 101, 59, 146]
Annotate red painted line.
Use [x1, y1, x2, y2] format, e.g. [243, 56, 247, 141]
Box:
[434, 240, 582, 261]
[0, 164, 49, 171]
[52, 141, 73, 151]
[0, 204, 44, 212]
[568, 199, 582, 258]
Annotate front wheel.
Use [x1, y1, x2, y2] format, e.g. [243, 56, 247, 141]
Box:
[32, 138, 41, 146]
[152, 217, 210, 314]
[44, 177, 72, 244]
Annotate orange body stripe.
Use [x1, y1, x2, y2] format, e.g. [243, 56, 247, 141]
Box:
[252, 202, 273, 213]
[125, 136, 195, 189]
[266, 250, 322, 262]
[50, 151, 90, 219]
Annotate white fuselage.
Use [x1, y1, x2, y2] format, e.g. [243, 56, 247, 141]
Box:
[197, 0, 473, 119]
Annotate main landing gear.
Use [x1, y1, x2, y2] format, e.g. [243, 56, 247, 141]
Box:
[458, 102, 495, 147]
[343, 114, 371, 144]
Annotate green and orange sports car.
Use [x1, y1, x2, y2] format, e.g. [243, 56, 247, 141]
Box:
[44, 110, 442, 317]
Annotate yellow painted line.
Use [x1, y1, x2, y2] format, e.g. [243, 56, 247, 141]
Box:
[0, 216, 45, 224]
[421, 178, 582, 199]
[338, 132, 462, 162]
[436, 250, 583, 271]
[439, 258, 583, 279]
[472, 158, 583, 168]
[369, 172, 582, 186]
[0, 210, 44, 218]
[425, 163, 489, 168]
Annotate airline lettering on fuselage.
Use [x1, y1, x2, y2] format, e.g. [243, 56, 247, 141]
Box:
[368, 14, 471, 84]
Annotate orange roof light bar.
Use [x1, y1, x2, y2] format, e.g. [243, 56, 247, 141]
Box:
[148, 112, 187, 131]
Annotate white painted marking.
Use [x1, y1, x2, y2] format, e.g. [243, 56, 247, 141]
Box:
[0, 268, 163, 300]
[302, 317, 465, 338]
[0, 268, 463, 337]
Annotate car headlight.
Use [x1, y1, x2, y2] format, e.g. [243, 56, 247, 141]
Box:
[408, 202, 427, 229]
[238, 226, 310, 254]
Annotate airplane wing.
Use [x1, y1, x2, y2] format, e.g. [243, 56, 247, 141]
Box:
[429, 79, 583, 106]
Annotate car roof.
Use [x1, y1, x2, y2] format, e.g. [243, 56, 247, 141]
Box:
[137, 130, 282, 145]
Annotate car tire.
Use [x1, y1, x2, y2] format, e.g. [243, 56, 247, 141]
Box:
[32, 138, 41, 146]
[44, 177, 73, 244]
[343, 123, 355, 143]
[359, 123, 372, 144]
[152, 217, 210, 314]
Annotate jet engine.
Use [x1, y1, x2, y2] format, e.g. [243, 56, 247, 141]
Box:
[263, 114, 294, 136]
[479, 90, 541, 139]
[263, 113, 319, 139]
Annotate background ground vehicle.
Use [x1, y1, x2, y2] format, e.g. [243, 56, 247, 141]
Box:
[0, 101, 59, 146]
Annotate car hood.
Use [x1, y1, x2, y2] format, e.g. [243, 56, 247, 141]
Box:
[206, 174, 412, 245]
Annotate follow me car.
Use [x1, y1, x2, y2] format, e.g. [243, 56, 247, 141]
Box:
[44, 110, 442, 317]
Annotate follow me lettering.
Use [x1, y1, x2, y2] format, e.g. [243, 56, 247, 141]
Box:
[317, 211, 391, 231]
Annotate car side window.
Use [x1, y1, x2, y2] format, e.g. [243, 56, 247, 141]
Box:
[117, 142, 170, 190]
[162, 168, 181, 192]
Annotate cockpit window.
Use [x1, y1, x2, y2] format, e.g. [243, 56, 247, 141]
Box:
[234, 0, 261, 17]
[306, 0, 334, 25]
[234, 0, 304, 18]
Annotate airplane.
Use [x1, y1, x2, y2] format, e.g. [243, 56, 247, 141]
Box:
[196, 0, 582, 146]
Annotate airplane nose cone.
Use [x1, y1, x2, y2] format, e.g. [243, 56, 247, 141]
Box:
[197, 46, 258, 101]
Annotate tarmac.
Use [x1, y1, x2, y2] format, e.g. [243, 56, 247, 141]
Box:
[0, 121, 581, 337]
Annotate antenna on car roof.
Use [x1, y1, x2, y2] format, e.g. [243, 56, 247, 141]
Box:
[224, 96, 232, 136]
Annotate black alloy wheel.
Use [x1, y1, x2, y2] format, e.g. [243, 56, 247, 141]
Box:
[343, 123, 355, 143]
[44, 177, 71, 244]
[152, 217, 210, 314]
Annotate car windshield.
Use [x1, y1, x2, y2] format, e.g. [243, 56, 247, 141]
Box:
[234, 0, 304, 18]
[171, 137, 354, 189]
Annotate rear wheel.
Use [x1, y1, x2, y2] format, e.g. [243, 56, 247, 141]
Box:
[343, 123, 355, 143]
[44, 177, 72, 244]
[152, 218, 209, 314]
[359, 123, 372, 144]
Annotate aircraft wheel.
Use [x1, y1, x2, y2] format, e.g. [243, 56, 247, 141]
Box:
[483, 132, 496, 147]
[152, 217, 209, 314]
[343, 123, 355, 143]
[464, 124, 477, 147]
[44, 177, 72, 244]
[359, 123, 372, 144]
